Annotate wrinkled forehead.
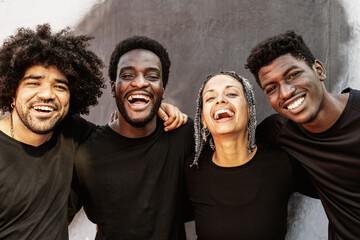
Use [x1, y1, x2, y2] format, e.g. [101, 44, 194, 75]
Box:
[117, 49, 162, 72]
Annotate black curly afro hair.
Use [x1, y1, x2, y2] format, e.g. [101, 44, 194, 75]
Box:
[0, 23, 106, 115]
[108, 35, 171, 88]
[245, 30, 315, 86]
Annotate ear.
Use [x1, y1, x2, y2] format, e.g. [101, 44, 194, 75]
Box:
[110, 82, 116, 97]
[201, 113, 207, 129]
[313, 60, 326, 81]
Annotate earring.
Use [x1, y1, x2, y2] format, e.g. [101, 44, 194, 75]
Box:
[10, 103, 15, 109]
[201, 127, 210, 142]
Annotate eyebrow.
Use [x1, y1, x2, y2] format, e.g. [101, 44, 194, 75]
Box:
[119, 66, 161, 73]
[204, 85, 237, 95]
[261, 65, 299, 89]
[22, 75, 69, 85]
[22, 74, 44, 80]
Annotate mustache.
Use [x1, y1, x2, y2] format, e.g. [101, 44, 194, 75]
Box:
[29, 100, 60, 110]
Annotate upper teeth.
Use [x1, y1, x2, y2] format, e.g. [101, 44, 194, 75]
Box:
[214, 109, 234, 120]
[287, 97, 304, 110]
[128, 95, 150, 102]
[34, 106, 54, 111]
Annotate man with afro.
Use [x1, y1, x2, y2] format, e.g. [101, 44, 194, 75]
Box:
[246, 30, 360, 240]
[0, 24, 106, 239]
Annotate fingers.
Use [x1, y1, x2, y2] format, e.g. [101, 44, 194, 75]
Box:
[157, 107, 169, 122]
[158, 102, 188, 131]
[108, 110, 119, 125]
[164, 111, 188, 132]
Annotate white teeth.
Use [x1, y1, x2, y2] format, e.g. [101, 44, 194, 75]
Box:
[128, 95, 150, 102]
[34, 106, 54, 111]
[287, 97, 305, 110]
[214, 109, 234, 120]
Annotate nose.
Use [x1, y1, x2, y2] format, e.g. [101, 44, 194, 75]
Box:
[131, 74, 150, 89]
[279, 82, 295, 100]
[216, 94, 226, 104]
[37, 84, 56, 99]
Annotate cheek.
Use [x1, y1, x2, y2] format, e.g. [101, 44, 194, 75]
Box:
[59, 93, 70, 107]
[267, 96, 279, 108]
[201, 106, 211, 124]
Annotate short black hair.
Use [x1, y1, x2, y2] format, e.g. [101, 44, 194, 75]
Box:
[108, 36, 171, 88]
[245, 30, 315, 85]
[0, 23, 106, 115]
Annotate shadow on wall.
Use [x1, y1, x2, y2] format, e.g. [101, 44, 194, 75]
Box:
[74, 0, 351, 125]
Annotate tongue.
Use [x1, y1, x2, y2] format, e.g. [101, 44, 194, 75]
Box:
[217, 112, 231, 119]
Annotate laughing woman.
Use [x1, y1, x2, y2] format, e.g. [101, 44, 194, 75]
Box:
[185, 71, 316, 240]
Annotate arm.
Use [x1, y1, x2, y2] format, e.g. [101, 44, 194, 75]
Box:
[68, 168, 84, 224]
[108, 102, 188, 131]
[290, 155, 319, 199]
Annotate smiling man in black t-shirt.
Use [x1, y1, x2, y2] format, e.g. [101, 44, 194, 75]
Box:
[69, 36, 194, 240]
[246, 30, 360, 240]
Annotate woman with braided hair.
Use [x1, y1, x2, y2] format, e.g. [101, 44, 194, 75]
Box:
[185, 71, 317, 239]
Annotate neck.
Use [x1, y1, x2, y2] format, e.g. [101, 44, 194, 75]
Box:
[212, 133, 257, 167]
[3, 112, 53, 147]
[302, 92, 349, 133]
[109, 112, 157, 138]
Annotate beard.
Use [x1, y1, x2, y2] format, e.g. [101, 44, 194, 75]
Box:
[115, 93, 162, 128]
[15, 100, 66, 135]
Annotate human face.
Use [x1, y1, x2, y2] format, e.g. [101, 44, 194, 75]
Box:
[13, 65, 70, 134]
[112, 49, 164, 128]
[202, 75, 249, 137]
[258, 54, 326, 125]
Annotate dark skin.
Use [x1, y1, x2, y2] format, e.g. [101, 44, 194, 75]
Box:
[109, 49, 187, 138]
[258, 54, 349, 133]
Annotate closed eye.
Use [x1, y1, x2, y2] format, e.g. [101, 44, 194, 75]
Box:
[227, 93, 238, 97]
[288, 71, 302, 80]
[120, 74, 135, 80]
[145, 75, 160, 81]
[205, 96, 215, 102]
[265, 85, 277, 95]
[54, 85, 68, 91]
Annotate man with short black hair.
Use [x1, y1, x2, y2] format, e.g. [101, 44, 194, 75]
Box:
[70, 36, 194, 240]
[246, 30, 360, 240]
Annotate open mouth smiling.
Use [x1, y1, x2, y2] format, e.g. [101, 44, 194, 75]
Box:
[127, 94, 150, 104]
[213, 108, 235, 120]
[286, 96, 305, 110]
[33, 105, 55, 113]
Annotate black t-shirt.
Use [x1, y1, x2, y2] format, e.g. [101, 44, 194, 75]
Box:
[70, 117, 194, 240]
[0, 116, 94, 240]
[260, 88, 360, 240]
[185, 139, 315, 240]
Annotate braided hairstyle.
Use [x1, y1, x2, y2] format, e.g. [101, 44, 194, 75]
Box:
[0, 23, 106, 115]
[191, 71, 257, 167]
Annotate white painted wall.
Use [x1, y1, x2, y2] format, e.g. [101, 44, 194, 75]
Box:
[0, 0, 359, 239]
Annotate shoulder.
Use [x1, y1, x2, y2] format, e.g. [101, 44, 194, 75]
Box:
[164, 117, 194, 137]
[256, 114, 285, 145]
[59, 115, 97, 143]
[342, 88, 360, 110]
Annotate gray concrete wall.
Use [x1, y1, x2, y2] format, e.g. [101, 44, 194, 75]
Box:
[75, 0, 351, 125]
